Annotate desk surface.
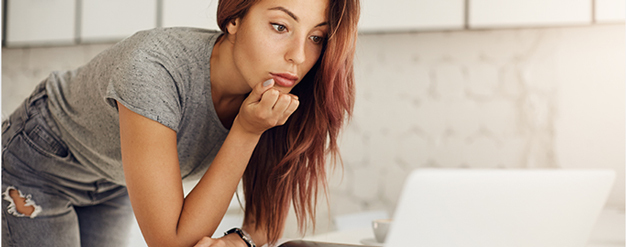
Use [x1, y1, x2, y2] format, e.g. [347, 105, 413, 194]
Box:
[303, 208, 625, 247]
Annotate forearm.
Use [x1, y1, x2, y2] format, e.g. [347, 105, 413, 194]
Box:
[175, 121, 261, 243]
[175, 79, 297, 243]
[123, 80, 297, 246]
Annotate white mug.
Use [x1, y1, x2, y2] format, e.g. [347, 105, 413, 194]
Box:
[372, 219, 392, 243]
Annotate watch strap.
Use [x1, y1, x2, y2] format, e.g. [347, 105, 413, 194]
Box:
[225, 227, 257, 247]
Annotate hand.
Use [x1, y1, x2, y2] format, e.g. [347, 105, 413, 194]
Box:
[193, 233, 248, 247]
[234, 79, 300, 135]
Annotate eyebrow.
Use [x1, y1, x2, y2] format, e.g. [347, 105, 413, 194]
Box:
[269, 6, 298, 22]
[268, 6, 328, 28]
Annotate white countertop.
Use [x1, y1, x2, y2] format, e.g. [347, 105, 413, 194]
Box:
[303, 208, 625, 247]
[586, 208, 625, 247]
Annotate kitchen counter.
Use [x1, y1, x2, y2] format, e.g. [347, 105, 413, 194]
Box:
[303, 208, 625, 246]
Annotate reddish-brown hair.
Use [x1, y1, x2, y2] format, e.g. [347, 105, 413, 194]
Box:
[217, 0, 360, 244]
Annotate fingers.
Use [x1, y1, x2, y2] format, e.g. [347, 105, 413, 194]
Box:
[235, 80, 300, 135]
[270, 93, 299, 118]
[259, 89, 298, 114]
[259, 88, 280, 110]
[247, 79, 275, 103]
[282, 95, 299, 117]
[272, 94, 292, 112]
[275, 94, 299, 122]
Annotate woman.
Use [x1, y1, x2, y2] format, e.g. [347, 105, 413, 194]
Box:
[1, 0, 359, 246]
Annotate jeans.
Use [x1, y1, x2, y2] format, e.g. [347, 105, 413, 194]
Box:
[2, 82, 134, 247]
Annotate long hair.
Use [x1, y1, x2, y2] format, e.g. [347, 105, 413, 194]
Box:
[217, 0, 360, 244]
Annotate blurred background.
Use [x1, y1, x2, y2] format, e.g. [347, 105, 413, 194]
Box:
[2, 0, 624, 246]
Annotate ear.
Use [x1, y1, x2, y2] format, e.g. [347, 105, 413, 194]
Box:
[226, 18, 240, 35]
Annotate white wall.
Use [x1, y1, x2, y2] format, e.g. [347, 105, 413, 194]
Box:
[321, 24, 625, 226]
[554, 25, 625, 208]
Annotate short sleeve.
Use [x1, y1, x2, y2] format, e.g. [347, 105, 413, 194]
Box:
[104, 34, 183, 132]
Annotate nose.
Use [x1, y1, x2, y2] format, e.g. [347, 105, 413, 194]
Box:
[285, 36, 306, 65]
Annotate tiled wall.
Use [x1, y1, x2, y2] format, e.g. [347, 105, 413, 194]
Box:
[326, 24, 625, 235]
[2, 24, 624, 238]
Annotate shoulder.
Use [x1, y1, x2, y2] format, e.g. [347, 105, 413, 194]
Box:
[108, 27, 220, 68]
[126, 27, 221, 51]
[144, 27, 222, 39]
[99, 27, 220, 72]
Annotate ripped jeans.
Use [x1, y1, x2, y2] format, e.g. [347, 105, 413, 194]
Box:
[2, 82, 133, 247]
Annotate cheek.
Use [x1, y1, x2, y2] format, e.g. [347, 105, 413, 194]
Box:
[301, 47, 323, 73]
[243, 36, 268, 64]
[245, 34, 282, 70]
[233, 32, 271, 81]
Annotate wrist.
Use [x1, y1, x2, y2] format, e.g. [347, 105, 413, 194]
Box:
[231, 118, 264, 139]
[224, 233, 249, 247]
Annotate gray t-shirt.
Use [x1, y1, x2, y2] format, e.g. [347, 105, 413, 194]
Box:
[45, 27, 228, 185]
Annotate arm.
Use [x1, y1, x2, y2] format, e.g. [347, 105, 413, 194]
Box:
[119, 80, 299, 247]
[195, 214, 285, 247]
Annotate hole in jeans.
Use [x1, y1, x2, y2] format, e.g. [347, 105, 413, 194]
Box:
[2, 186, 42, 218]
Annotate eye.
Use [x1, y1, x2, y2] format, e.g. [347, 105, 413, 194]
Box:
[310, 35, 325, 44]
[271, 23, 287, 32]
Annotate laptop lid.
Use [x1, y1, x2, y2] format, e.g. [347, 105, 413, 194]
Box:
[385, 169, 615, 247]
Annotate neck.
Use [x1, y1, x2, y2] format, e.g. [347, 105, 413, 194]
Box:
[210, 33, 248, 129]
[211, 33, 250, 102]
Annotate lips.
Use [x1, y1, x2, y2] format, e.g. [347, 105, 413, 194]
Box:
[270, 73, 299, 87]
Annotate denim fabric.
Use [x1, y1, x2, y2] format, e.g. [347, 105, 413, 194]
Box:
[2, 82, 134, 247]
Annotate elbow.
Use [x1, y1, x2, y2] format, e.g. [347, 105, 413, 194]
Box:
[143, 230, 213, 247]
[143, 238, 176, 247]
[143, 235, 195, 247]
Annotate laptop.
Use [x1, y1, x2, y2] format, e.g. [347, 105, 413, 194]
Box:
[281, 168, 615, 247]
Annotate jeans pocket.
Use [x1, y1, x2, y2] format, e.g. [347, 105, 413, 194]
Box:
[22, 125, 69, 158]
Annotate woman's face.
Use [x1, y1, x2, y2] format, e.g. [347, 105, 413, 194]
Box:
[227, 0, 329, 94]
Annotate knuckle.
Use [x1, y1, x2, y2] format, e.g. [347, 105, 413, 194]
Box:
[286, 108, 295, 115]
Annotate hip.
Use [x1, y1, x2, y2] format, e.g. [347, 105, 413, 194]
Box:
[2, 82, 123, 204]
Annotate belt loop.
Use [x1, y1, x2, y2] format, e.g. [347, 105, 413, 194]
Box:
[15, 100, 28, 130]
[2, 100, 28, 149]
[2, 119, 9, 133]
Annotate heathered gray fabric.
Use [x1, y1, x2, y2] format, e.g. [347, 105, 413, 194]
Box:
[44, 27, 228, 185]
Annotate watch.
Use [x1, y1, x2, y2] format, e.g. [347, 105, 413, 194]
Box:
[225, 227, 257, 247]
